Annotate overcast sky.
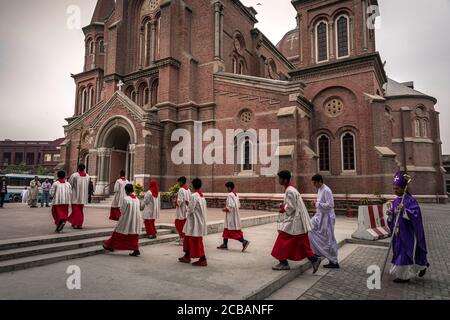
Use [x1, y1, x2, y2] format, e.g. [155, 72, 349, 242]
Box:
[0, 0, 449, 153]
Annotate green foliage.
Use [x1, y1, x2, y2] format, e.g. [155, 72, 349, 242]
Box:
[133, 183, 144, 198]
[359, 197, 372, 206]
[161, 183, 180, 203]
[2, 163, 32, 174]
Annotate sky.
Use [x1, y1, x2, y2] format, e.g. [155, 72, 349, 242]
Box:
[0, 0, 449, 153]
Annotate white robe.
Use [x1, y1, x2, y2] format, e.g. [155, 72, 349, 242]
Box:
[308, 185, 339, 264]
[21, 190, 29, 204]
[183, 192, 208, 237]
[143, 191, 161, 220]
[50, 181, 72, 205]
[68, 172, 90, 205]
[225, 192, 242, 230]
[111, 178, 129, 208]
[279, 186, 312, 236]
[176, 187, 191, 220]
[115, 196, 143, 235]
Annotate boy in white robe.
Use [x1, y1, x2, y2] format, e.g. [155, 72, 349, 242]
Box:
[110, 170, 129, 221]
[104, 184, 143, 257]
[50, 171, 72, 233]
[271, 171, 321, 272]
[308, 174, 339, 268]
[175, 176, 191, 245]
[179, 178, 208, 267]
[21, 187, 29, 205]
[68, 164, 90, 229]
[217, 182, 250, 252]
[143, 180, 161, 239]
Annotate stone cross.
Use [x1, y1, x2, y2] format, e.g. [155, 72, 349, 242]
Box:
[287, 34, 299, 50]
[117, 80, 124, 92]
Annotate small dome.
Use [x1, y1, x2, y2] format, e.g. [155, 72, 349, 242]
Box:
[276, 28, 300, 63]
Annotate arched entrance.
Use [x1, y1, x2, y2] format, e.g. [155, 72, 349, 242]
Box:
[94, 117, 137, 195]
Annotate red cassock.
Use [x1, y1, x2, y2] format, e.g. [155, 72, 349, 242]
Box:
[51, 205, 69, 226]
[104, 232, 139, 251]
[271, 231, 315, 261]
[144, 219, 157, 236]
[183, 236, 205, 259]
[68, 204, 84, 226]
[223, 228, 244, 240]
[175, 219, 186, 238]
[109, 208, 121, 221]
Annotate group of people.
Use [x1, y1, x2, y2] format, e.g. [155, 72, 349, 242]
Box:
[48, 164, 91, 232]
[46, 165, 429, 282]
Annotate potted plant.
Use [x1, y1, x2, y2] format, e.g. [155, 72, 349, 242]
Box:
[161, 183, 180, 209]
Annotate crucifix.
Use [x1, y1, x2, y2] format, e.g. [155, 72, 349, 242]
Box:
[287, 34, 299, 51]
[117, 80, 124, 92]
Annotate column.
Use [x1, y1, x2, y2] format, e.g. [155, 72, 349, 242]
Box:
[94, 147, 111, 195]
[151, 21, 157, 64]
[214, 2, 223, 59]
[329, 22, 335, 60]
[128, 144, 136, 183]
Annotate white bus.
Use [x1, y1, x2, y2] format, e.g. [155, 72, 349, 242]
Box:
[0, 174, 55, 203]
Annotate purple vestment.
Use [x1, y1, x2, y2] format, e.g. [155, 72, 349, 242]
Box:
[388, 193, 428, 280]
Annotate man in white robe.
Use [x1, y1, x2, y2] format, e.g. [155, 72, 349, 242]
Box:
[179, 178, 208, 267]
[308, 174, 339, 268]
[68, 164, 90, 229]
[109, 170, 129, 221]
[143, 180, 161, 239]
[217, 182, 250, 252]
[50, 171, 72, 233]
[271, 171, 321, 272]
[175, 176, 191, 245]
[104, 184, 143, 257]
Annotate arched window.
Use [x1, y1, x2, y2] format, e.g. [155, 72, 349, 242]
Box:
[145, 21, 152, 66]
[341, 132, 356, 171]
[88, 86, 95, 109]
[317, 135, 330, 172]
[81, 88, 89, 114]
[421, 119, 429, 138]
[239, 61, 245, 75]
[232, 57, 237, 74]
[138, 83, 149, 107]
[151, 79, 159, 106]
[98, 39, 105, 54]
[143, 87, 150, 106]
[414, 119, 421, 137]
[316, 21, 329, 63]
[336, 15, 349, 58]
[131, 90, 137, 103]
[243, 137, 252, 171]
[87, 39, 95, 55]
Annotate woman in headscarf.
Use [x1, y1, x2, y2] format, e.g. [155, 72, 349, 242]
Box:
[143, 180, 161, 239]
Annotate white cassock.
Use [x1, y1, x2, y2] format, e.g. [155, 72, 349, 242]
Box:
[111, 178, 129, 208]
[115, 196, 143, 235]
[225, 192, 242, 231]
[21, 190, 29, 204]
[50, 181, 72, 205]
[183, 192, 208, 237]
[176, 187, 191, 220]
[308, 184, 339, 264]
[68, 172, 90, 205]
[143, 191, 161, 220]
[279, 186, 312, 235]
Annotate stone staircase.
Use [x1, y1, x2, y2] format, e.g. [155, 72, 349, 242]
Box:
[0, 227, 178, 274]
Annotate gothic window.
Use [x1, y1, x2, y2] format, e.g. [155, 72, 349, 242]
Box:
[414, 119, 421, 137]
[336, 15, 349, 58]
[145, 21, 152, 66]
[318, 135, 330, 172]
[98, 39, 105, 54]
[316, 21, 328, 63]
[143, 87, 150, 106]
[239, 61, 245, 75]
[88, 86, 95, 109]
[341, 132, 356, 171]
[81, 87, 89, 114]
[243, 137, 252, 171]
[232, 57, 237, 74]
[151, 79, 159, 106]
[88, 40, 95, 55]
[421, 119, 429, 138]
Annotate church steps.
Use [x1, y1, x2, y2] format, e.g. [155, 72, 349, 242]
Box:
[0, 233, 179, 274]
[0, 229, 173, 262]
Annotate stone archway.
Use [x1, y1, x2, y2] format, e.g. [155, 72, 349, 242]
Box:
[94, 117, 137, 195]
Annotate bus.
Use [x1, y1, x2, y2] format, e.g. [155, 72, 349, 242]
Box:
[0, 174, 55, 203]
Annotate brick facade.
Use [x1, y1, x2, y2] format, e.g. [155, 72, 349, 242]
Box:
[61, 0, 446, 201]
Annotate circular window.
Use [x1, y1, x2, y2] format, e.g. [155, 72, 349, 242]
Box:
[149, 0, 160, 11]
[240, 110, 253, 125]
[324, 98, 344, 117]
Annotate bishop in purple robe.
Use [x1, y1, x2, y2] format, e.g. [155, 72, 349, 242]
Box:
[388, 172, 429, 283]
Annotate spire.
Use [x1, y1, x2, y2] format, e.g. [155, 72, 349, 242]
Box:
[91, 0, 115, 24]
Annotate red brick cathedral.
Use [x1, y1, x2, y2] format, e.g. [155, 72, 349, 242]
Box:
[61, 0, 446, 200]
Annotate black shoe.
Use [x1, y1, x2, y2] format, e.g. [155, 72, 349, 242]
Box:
[393, 278, 410, 283]
[418, 264, 430, 278]
[323, 262, 340, 269]
[130, 250, 141, 257]
[309, 257, 322, 274]
[56, 221, 66, 233]
[103, 245, 114, 252]
[242, 240, 250, 252]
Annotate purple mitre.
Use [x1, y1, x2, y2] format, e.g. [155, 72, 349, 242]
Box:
[393, 171, 407, 188]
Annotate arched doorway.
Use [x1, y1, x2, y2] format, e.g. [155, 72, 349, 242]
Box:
[95, 117, 137, 195]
